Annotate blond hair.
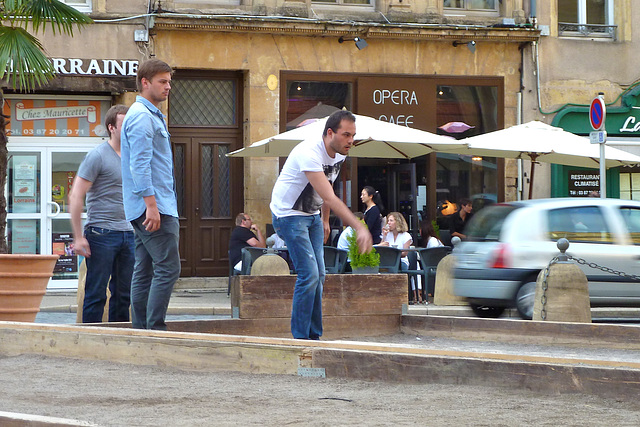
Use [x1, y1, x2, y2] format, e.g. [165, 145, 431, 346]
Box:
[387, 212, 408, 233]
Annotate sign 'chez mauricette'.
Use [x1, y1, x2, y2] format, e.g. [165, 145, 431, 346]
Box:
[2, 58, 138, 137]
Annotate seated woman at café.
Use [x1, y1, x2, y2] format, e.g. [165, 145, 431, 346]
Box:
[379, 212, 413, 268]
[380, 212, 420, 303]
[420, 219, 444, 249]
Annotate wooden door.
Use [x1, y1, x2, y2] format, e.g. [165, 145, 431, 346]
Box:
[173, 129, 243, 277]
[169, 71, 244, 277]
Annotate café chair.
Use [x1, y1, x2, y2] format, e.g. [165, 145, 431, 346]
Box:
[418, 246, 453, 299]
[324, 246, 348, 274]
[375, 246, 402, 274]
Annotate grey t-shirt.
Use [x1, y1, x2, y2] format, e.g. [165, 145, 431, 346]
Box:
[76, 142, 132, 231]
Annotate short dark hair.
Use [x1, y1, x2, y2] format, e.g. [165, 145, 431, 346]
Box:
[136, 59, 173, 91]
[323, 110, 356, 137]
[104, 104, 128, 137]
[459, 198, 472, 208]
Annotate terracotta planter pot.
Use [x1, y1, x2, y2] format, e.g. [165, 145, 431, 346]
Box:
[0, 254, 59, 322]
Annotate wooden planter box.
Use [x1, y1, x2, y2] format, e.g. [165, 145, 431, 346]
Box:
[226, 274, 407, 338]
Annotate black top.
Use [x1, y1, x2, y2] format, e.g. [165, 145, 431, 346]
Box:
[229, 226, 257, 267]
[449, 211, 473, 236]
[364, 205, 383, 244]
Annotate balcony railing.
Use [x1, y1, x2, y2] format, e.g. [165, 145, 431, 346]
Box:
[558, 22, 617, 41]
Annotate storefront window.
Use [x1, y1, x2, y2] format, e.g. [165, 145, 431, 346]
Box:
[282, 74, 502, 231]
[435, 84, 499, 220]
[285, 81, 353, 131]
[620, 171, 640, 201]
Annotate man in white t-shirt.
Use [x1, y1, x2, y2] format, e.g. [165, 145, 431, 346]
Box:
[270, 110, 372, 340]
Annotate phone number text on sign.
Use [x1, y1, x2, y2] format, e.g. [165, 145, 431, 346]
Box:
[20, 128, 89, 136]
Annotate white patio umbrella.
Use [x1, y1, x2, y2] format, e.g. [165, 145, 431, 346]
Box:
[455, 121, 640, 198]
[227, 114, 465, 159]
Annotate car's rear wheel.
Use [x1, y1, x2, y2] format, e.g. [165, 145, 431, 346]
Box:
[516, 280, 538, 320]
[469, 304, 505, 318]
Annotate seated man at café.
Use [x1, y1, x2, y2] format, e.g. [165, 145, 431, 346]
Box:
[450, 198, 473, 240]
[229, 212, 266, 273]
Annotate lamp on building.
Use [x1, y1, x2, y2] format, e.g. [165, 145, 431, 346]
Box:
[452, 40, 476, 53]
[339, 36, 368, 50]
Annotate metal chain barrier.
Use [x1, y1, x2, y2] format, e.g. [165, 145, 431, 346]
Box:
[539, 256, 559, 321]
[567, 255, 640, 282]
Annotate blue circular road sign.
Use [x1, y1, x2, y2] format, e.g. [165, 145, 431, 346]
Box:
[590, 97, 606, 130]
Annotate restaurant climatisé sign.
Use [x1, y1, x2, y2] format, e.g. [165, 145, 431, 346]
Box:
[568, 171, 600, 197]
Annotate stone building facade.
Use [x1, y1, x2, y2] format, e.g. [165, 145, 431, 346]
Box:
[521, 1, 640, 199]
[5, 0, 542, 284]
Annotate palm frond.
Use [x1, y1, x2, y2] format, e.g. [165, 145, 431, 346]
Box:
[10, 0, 93, 35]
[0, 26, 55, 91]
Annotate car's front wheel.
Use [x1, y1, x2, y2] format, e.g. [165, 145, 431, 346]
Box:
[469, 304, 505, 318]
[515, 280, 538, 320]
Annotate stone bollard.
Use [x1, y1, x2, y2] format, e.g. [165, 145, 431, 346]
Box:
[250, 251, 291, 276]
[433, 236, 466, 306]
[532, 239, 591, 323]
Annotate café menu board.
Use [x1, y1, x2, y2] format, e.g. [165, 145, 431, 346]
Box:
[11, 219, 37, 254]
[568, 171, 600, 197]
[52, 233, 77, 274]
[12, 155, 38, 213]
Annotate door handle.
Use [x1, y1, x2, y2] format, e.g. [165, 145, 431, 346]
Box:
[195, 207, 199, 217]
[47, 201, 61, 217]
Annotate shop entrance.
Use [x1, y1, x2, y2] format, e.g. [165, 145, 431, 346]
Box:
[6, 139, 99, 289]
[357, 160, 418, 237]
[171, 128, 242, 277]
[388, 163, 418, 235]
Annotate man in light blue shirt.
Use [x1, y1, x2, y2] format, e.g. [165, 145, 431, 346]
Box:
[121, 59, 180, 330]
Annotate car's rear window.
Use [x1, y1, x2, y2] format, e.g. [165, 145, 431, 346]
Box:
[465, 205, 519, 241]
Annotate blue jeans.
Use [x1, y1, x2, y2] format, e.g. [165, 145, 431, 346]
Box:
[272, 213, 325, 340]
[83, 227, 135, 323]
[130, 214, 181, 330]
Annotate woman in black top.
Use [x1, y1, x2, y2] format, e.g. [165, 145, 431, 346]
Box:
[360, 186, 384, 244]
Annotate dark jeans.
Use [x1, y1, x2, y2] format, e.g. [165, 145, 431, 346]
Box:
[83, 227, 135, 323]
[130, 214, 181, 330]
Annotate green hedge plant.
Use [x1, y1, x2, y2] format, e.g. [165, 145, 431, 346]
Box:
[346, 220, 380, 269]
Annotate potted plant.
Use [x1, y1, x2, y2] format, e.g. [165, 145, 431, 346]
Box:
[346, 221, 380, 274]
[0, 0, 92, 321]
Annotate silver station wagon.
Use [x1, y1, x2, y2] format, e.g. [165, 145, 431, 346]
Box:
[453, 198, 640, 319]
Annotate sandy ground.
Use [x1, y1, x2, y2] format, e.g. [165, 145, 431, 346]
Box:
[2, 354, 640, 426]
